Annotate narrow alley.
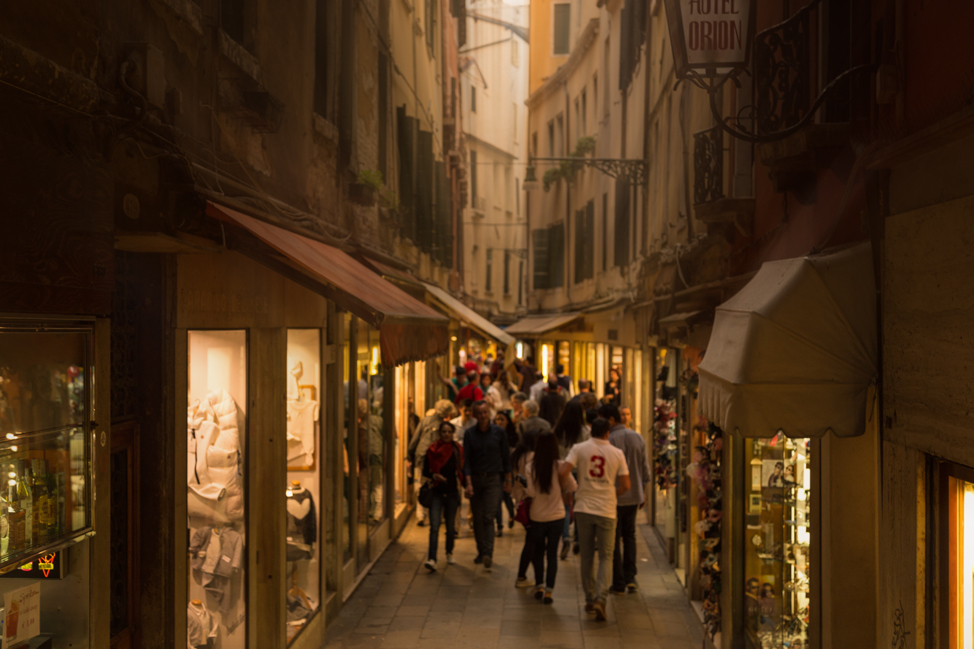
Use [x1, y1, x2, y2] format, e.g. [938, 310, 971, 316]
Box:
[323, 519, 703, 649]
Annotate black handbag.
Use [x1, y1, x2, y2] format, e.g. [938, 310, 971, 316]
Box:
[418, 482, 434, 508]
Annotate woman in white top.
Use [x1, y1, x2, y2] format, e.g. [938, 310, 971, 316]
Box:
[525, 432, 577, 603]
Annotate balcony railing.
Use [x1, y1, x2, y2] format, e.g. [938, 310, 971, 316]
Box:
[753, 0, 821, 135]
[693, 125, 724, 206]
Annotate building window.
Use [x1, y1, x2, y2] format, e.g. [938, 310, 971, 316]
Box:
[581, 88, 587, 136]
[532, 132, 538, 158]
[313, 0, 331, 118]
[532, 223, 567, 290]
[592, 74, 598, 122]
[426, 0, 436, 56]
[486, 249, 493, 292]
[547, 121, 555, 157]
[513, 103, 518, 143]
[601, 192, 608, 271]
[556, 113, 564, 156]
[533, 228, 550, 290]
[614, 180, 630, 267]
[553, 3, 571, 55]
[574, 201, 595, 283]
[471, 85, 477, 113]
[470, 150, 478, 207]
[574, 98, 581, 144]
[518, 260, 524, 305]
[503, 251, 511, 295]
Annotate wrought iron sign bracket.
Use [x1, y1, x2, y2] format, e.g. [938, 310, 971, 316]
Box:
[529, 157, 649, 186]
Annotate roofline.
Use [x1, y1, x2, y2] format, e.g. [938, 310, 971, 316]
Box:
[526, 19, 600, 109]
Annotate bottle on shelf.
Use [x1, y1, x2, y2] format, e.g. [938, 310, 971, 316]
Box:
[6, 482, 24, 554]
[30, 460, 49, 542]
[14, 461, 32, 549]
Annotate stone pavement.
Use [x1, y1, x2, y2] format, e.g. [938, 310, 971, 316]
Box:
[322, 513, 705, 649]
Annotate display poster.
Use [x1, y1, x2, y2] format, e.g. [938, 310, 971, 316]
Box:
[3, 582, 40, 648]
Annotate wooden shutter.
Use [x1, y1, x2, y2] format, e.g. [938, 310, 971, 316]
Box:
[396, 106, 417, 241]
[533, 228, 550, 290]
[574, 209, 586, 284]
[549, 221, 565, 288]
[614, 180, 630, 267]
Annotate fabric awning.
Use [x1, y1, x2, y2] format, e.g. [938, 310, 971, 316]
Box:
[504, 312, 582, 337]
[698, 243, 877, 438]
[423, 283, 516, 346]
[208, 202, 448, 366]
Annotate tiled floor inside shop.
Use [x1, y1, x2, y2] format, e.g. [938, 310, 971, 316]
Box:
[322, 512, 705, 649]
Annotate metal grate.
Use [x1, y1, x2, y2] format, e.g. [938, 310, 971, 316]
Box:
[693, 126, 724, 205]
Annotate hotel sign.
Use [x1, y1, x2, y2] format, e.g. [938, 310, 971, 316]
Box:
[664, 0, 754, 83]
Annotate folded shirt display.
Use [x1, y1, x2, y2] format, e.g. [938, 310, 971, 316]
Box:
[189, 525, 244, 613]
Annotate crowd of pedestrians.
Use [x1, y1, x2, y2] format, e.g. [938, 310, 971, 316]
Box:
[409, 353, 650, 622]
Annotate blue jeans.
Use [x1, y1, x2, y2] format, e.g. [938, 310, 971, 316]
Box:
[470, 474, 503, 558]
[530, 518, 565, 590]
[428, 491, 460, 561]
[576, 511, 617, 603]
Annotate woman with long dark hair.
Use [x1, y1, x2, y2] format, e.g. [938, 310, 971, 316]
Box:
[552, 401, 586, 558]
[525, 433, 576, 603]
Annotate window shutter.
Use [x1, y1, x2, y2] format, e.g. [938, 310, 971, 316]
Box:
[585, 200, 595, 280]
[435, 162, 452, 267]
[397, 107, 417, 242]
[574, 209, 586, 285]
[614, 180, 631, 267]
[417, 129, 434, 252]
[553, 4, 571, 55]
[533, 228, 550, 290]
[549, 221, 565, 288]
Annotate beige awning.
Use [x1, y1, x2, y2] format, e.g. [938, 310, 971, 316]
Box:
[698, 243, 877, 438]
[423, 283, 516, 346]
[504, 312, 583, 337]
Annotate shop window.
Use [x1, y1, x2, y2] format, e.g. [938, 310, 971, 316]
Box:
[689, 423, 723, 642]
[353, 319, 384, 567]
[186, 330, 247, 649]
[743, 433, 811, 649]
[342, 314, 353, 561]
[652, 348, 679, 558]
[285, 329, 321, 643]
[393, 362, 424, 520]
[943, 467, 974, 649]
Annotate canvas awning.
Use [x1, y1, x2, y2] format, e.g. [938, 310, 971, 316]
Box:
[698, 243, 877, 438]
[208, 202, 448, 366]
[423, 283, 516, 346]
[504, 313, 582, 337]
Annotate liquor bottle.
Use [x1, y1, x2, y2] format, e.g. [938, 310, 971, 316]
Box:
[14, 461, 32, 549]
[29, 460, 48, 541]
[5, 483, 24, 554]
[42, 461, 57, 537]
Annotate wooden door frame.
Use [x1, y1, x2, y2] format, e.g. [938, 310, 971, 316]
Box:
[110, 418, 141, 649]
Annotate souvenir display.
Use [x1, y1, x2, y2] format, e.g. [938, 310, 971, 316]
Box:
[186, 330, 247, 648]
[743, 433, 811, 649]
[688, 423, 723, 641]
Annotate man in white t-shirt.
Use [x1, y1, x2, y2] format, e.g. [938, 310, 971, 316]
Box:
[562, 417, 630, 621]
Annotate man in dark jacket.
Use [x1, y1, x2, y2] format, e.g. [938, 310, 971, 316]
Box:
[539, 379, 567, 427]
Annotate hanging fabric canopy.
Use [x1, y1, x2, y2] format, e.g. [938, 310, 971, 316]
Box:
[698, 243, 877, 438]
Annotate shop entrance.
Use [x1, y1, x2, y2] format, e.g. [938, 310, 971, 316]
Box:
[110, 419, 140, 649]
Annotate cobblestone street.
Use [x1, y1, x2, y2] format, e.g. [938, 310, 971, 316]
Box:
[323, 516, 704, 649]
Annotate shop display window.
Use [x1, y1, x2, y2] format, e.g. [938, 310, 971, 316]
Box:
[943, 467, 974, 649]
[743, 433, 811, 649]
[285, 329, 321, 643]
[0, 328, 93, 569]
[354, 318, 384, 567]
[653, 348, 679, 544]
[393, 361, 424, 519]
[689, 423, 723, 641]
[342, 314, 352, 561]
[186, 330, 247, 649]
[557, 341, 570, 381]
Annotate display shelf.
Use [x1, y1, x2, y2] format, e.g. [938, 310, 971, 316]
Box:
[0, 427, 92, 572]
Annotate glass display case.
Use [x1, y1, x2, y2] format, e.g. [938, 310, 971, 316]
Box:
[285, 329, 321, 644]
[0, 328, 93, 572]
[186, 330, 247, 649]
[652, 348, 678, 555]
[743, 433, 811, 649]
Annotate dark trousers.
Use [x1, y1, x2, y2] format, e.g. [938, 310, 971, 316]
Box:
[470, 474, 503, 558]
[427, 491, 460, 561]
[530, 518, 564, 590]
[496, 492, 515, 529]
[612, 504, 640, 589]
[518, 521, 533, 578]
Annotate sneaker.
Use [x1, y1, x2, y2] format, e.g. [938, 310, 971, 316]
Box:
[473, 555, 484, 564]
[516, 577, 532, 588]
[483, 555, 493, 571]
[417, 519, 426, 527]
[626, 582, 638, 593]
[496, 529, 503, 537]
[424, 559, 437, 572]
[584, 602, 596, 613]
[543, 592, 553, 605]
[559, 540, 571, 561]
[572, 543, 580, 555]
[610, 586, 627, 594]
[593, 600, 607, 621]
[534, 587, 545, 601]
[446, 554, 456, 565]
[508, 519, 515, 529]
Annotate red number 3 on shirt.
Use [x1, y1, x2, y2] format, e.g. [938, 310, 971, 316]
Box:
[589, 456, 605, 478]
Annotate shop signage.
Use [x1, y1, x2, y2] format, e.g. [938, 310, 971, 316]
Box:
[663, 0, 754, 82]
[0, 553, 63, 580]
[2, 582, 40, 648]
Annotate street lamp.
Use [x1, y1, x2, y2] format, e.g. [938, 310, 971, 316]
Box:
[662, 0, 876, 143]
[662, 0, 755, 93]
